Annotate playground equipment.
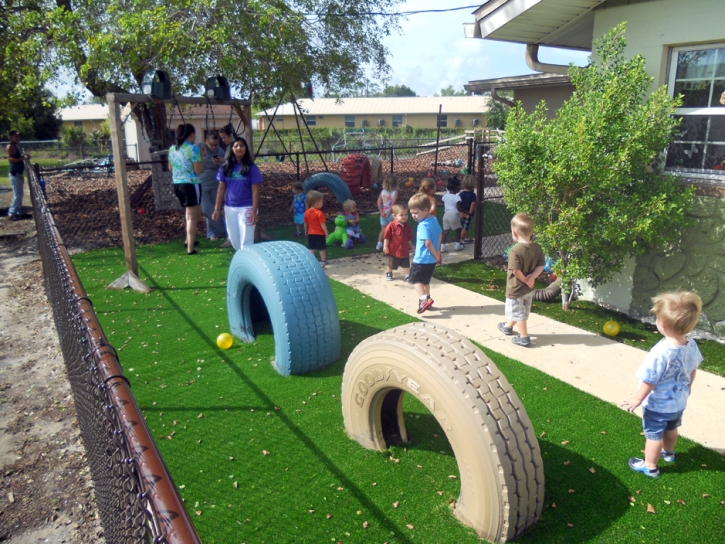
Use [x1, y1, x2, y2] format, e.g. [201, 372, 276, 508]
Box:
[339, 154, 372, 195]
[341, 323, 544, 542]
[226, 242, 340, 376]
[326, 215, 350, 248]
[303, 173, 352, 203]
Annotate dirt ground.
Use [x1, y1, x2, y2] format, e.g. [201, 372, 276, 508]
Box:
[0, 185, 104, 543]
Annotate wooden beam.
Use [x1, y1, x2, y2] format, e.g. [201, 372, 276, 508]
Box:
[107, 92, 251, 107]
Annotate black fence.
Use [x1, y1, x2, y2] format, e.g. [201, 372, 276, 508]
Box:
[473, 142, 513, 262]
[27, 163, 200, 543]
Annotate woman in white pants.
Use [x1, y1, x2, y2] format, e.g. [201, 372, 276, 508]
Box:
[212, 137, 263, 250]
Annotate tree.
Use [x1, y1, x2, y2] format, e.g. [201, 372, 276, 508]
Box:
[0, 87, 62, 140]
[486, 95, 511, 130]
[436, 85, 466, 96]
[16, 0, 403, 146]
[380, 84, 416, 97]
[493, 24, 695, 309]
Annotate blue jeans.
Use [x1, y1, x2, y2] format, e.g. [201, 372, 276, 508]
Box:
[200, 183, 226, 238]
[642, 408, 683, 441]
[9, 172, 24, 216]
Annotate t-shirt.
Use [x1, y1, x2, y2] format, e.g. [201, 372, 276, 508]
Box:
[459, 190, 476, 216]
[216, 163, 263, 208]
[380, 189, 397, 217]
[413, 215, 442, 264]
[168, 141, 202, 184]
[506, 242, 545, 298]
[292, 193, 307, 215]
[345, 211, 361, 237]
[637, 338, 703, 413]
[304, 207, 326, 236]
[384, 220, 413, 259]
[442, 192, 461, 213]
[198, 144, 226, 186]
[8, 143, 24, 175]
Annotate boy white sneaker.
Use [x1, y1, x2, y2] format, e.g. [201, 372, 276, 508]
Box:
[376, 242, 383, 251]
[440, 244, 447, 253]
[454, 242, 464, 251]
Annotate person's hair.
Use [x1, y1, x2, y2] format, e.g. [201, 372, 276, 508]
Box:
[175, 123, 195, 150]
[511, 213, 534, 238]
[408, 193, 431, 212]
[382, 173, 399, 192]
[292, 181, 304, 193]
[462, 174, 476, 190]
[219, 125, 235, 138]
[223, 137, 255, 177]
[419, 178, 436, 195]
[306, 190, 323, 207]
[8, 129, 20, 137]
[446, 176, 461, 193]
[392, 202, 408, 214]
[651, 291, 702, 336]
[206, 131, 220, 142]
[343, 199, 356, 212]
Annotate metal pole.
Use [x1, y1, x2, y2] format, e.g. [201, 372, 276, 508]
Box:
[390, 146, 394, 173]
[296, 153, 300, 181]
[473, 143, 485, 261]
[433, 104, 442, 176]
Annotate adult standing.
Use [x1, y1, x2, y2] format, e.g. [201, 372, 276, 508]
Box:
[168, 123, 205, 255]
[6, 130, 31, 221]
[218, 126, 234, 152]
[212, 137, 262, 250]
[198, 132, 227, 242]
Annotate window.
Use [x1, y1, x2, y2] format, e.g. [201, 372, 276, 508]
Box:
[392, 115, 403, 127]
[345, 115, 355, 128]
[74, 121, 83, 128]
[666, 45, 725, 178]
[437, 114, 448, 128]
[306, 115, 316, 127]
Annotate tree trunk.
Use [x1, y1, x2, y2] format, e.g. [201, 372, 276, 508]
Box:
[561, 280, 576, 311]
[133, 102, 172, 151]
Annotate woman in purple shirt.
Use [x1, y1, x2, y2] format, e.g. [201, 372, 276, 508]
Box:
[212, 137, 262, 250]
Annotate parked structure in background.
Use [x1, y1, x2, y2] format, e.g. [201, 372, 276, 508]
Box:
[255, 96, 490, 131]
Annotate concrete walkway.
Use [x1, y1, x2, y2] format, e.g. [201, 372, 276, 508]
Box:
[324, 245, 725, 455]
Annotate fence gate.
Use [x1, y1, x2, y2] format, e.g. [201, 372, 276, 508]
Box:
[474, 142, 513, 261]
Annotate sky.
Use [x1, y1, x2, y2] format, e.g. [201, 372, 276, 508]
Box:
[380, 1, 591, 96]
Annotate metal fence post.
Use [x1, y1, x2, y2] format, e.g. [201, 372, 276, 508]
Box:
[296, 153, 300, 181]
[390, 146, 394, 173]
[473, 143, 485, 261]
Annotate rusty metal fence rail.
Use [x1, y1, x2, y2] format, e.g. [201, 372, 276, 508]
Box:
[26, 162, 200, 544]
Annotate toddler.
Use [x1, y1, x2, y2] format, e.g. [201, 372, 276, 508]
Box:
[497, 213, 544, 347]
[621, 291, 703, 478]
[343, 199, 363, 243]
[459, 174, 477, 242]
[290, 181, 306, 236]
[441, 177, 464, 253]
[377, 173, 399, 250]
[383, 202, 414, 282]
[419, 178, 437, 217]
[408, 193, 442, 314]
[304, 190, 329, 268]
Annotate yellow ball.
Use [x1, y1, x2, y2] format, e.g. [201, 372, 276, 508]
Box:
[217, 332, 233, 349]
[603, 320, 620, 337]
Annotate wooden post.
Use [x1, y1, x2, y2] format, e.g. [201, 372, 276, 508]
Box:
[106, 95, 151, 292]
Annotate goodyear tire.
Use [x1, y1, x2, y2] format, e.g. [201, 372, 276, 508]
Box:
[227, 241, 341, 376]
[303, 173, 352, 203]
[370, 157, 383, 185]
[341, 323, 544, 542]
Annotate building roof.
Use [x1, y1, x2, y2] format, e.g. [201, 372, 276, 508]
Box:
[464, 0, 607, 50]
[59, 104, 109, 121]
[255, 96, 490, 117]
[465, 72, 571, 94]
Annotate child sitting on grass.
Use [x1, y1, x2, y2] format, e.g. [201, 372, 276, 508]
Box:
[383, 202, 413, 282]
[497, 213, 544, 347]
[459, 174, 477, 242]
[376, 174, 399, 251]
[290, 181, 306, 236]
[343, 199, 363, 244]
[621, 291, 703, 478]
[304, 190, 329, 268]
[408, 193, 442, 314]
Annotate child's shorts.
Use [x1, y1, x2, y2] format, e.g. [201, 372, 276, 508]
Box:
[173, 183, 202, 208]
[408, 262, 436, 285]
[388, 255, 410, 270]
[642, 408, 684, 441]
[380, 213, 394, 226]
[307, 234, 327, 251]
[461, 215, 473, 231]
[504, 291, 535, 322]
[294, 213, 304, 225]
[442, 210, 462, 230]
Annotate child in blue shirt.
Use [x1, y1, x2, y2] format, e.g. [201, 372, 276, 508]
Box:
[290, 181, 306, 236]
[407, 193, 442, 314]
[621, 291, 704, 478]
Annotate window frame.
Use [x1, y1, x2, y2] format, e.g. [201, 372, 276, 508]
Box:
[392, 115, 403, 128]
[306, 115, 316, 127]
[665, 43, 725, 182]
[437, 114, 448, 128]
[345, 115, 355, 128]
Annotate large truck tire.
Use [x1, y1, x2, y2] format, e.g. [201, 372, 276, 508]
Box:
[226, 241, 341, 376]
[533, 281, 561, 302]
[339, 154, 371, 194]
[303, 173, 353, 203]
[341, 323, 544, 542]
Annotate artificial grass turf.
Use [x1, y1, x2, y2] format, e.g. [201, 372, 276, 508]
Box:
[72, 239, 725, 543]
[434, 260, 725, 378]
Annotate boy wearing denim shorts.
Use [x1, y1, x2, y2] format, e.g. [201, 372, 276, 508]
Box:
[621, 291, 703, 478]
[497, 214, 544, 347]
[408, 193, 442, 314]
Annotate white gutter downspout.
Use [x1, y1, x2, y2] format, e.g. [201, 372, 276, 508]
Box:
[525, 44, 570, 75]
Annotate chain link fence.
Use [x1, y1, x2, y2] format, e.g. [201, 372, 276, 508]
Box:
[27, 163, 201, 544]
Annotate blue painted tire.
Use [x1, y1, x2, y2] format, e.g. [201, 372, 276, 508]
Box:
[303, 173, 352, 203]
[226, 241, 341, 376]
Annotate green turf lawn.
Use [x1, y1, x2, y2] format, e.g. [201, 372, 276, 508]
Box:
[72, 240, 725, 543]
[434, 261, 725, 378]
